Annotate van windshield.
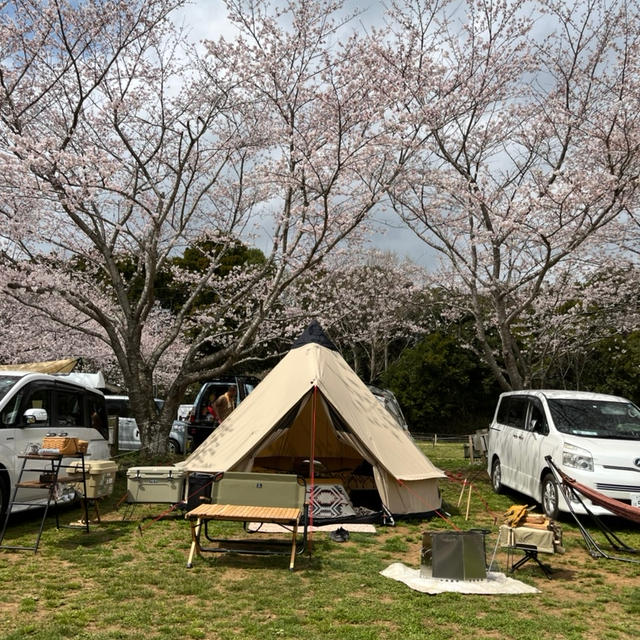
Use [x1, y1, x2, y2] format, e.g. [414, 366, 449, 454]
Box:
[548, 399, 640, 439]
[0, 375, 20, 403]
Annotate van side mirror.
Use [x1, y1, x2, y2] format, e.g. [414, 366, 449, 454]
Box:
[24, 408, 48, 425]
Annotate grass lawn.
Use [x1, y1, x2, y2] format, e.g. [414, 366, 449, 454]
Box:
[0, 443, 638, 640]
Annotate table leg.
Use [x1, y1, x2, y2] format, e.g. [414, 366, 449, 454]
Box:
[187, 518, 202, 568]
[289, 520, 299, 571]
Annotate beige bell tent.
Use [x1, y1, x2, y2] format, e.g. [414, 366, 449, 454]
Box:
[180, 322, 446, 518]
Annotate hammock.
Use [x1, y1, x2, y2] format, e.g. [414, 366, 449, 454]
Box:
[548, 461, 640, 525]
[545, 456, 640, 563]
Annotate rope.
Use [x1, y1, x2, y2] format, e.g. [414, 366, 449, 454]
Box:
[137, 501, 184, 534]
[395, 466, 500, 528]
[444, 471, 500, 523]
[121, 474, 220, 534]
[395, 477, 461, 531]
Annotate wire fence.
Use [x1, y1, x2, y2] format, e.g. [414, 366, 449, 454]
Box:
[412, 433, 474, 444]
[413, 430, 490, 466]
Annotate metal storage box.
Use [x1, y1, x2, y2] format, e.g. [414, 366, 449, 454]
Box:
[210, 472, 304, 508]
[68, 460, 118, 499]
[126, 466, 186, 503]
[421, 530, 487, 581]
[186, 472, 215, 511]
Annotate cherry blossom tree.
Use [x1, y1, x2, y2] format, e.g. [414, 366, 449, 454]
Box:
[291, 250, 433, 382]
[0, 0, 412, 454]
[533, 254, 640, 390]
[0, 273, 113, 369]
[382, 0, 640, 390]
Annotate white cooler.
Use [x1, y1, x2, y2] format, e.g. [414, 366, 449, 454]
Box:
[126, 466, 186, 503]
[68, 460, 118, 499]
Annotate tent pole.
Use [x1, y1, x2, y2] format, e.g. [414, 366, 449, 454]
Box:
[309, 385, 318, 551]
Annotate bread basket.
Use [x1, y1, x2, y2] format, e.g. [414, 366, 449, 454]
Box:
[42, 436, 78, 455]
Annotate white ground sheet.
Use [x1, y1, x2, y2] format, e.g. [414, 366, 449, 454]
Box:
[248, 522, 376, 533]
[380, 563, 540, 595]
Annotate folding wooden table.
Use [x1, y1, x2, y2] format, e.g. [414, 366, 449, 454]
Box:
[185, 502, 303, 570]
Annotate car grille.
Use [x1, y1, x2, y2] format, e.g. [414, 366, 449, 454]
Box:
[595, 482, 640, 492]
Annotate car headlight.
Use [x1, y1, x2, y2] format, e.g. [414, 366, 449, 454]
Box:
[562, 443, 594, 472]
[172, 422, 185, 433]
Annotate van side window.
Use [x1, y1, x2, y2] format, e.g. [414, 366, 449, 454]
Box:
[197, 384, 229, 416]
[497, 396, 528, 429]
[55, 389, 84, 428]
[1, 389, 24, 427]
[88, 396, 108, 439]
[529, 400, 548, 433]
[106, 398, 131, 419]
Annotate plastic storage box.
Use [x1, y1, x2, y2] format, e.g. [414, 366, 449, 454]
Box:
[126, 466, 186, 503]
[68, 460, 118, 499]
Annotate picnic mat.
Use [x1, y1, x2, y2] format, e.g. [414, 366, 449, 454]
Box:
[380, 563, 540, 595]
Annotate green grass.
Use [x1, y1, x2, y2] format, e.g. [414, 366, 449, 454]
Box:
[0, 443, 638, 639]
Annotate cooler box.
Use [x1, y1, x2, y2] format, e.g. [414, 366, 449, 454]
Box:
[210, 472, 305, 509]
[126, 466, 186, 503]
[68, 460, 118, 499]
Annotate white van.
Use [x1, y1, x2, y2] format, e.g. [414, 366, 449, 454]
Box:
[0, 371, 111, 519]
[487, 390, 640, 518]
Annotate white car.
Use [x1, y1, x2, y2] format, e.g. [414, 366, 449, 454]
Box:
[104, 395, 188, 454]
[487, 389, 640, 518]
[0, 371, 111, 519]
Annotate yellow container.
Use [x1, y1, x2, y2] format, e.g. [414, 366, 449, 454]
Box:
[69, 460, 118, 498]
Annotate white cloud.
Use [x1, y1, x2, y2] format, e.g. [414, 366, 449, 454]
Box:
[173, 0, 240, 46]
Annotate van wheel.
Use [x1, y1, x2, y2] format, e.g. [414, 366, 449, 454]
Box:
[541, 473, 559, 519]
[168, 439, 180, 455]
[0, 472, 9, 523]
[491, 459, 504, 494]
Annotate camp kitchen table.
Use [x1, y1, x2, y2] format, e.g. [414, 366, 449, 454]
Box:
[184, 472, 308, 570]
[0, 452, 91, 553]
[499, 524, 560, 579]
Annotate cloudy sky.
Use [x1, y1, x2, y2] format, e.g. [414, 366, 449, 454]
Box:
[175, 0, 387, 43]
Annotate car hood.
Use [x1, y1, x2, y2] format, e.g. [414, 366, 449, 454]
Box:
[562, 434, 640, 468]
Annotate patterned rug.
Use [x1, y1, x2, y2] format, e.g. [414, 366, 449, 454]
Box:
[306, 483, 356, 520]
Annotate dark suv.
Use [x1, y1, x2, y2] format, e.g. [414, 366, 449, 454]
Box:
[186, 376, 259, 448]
